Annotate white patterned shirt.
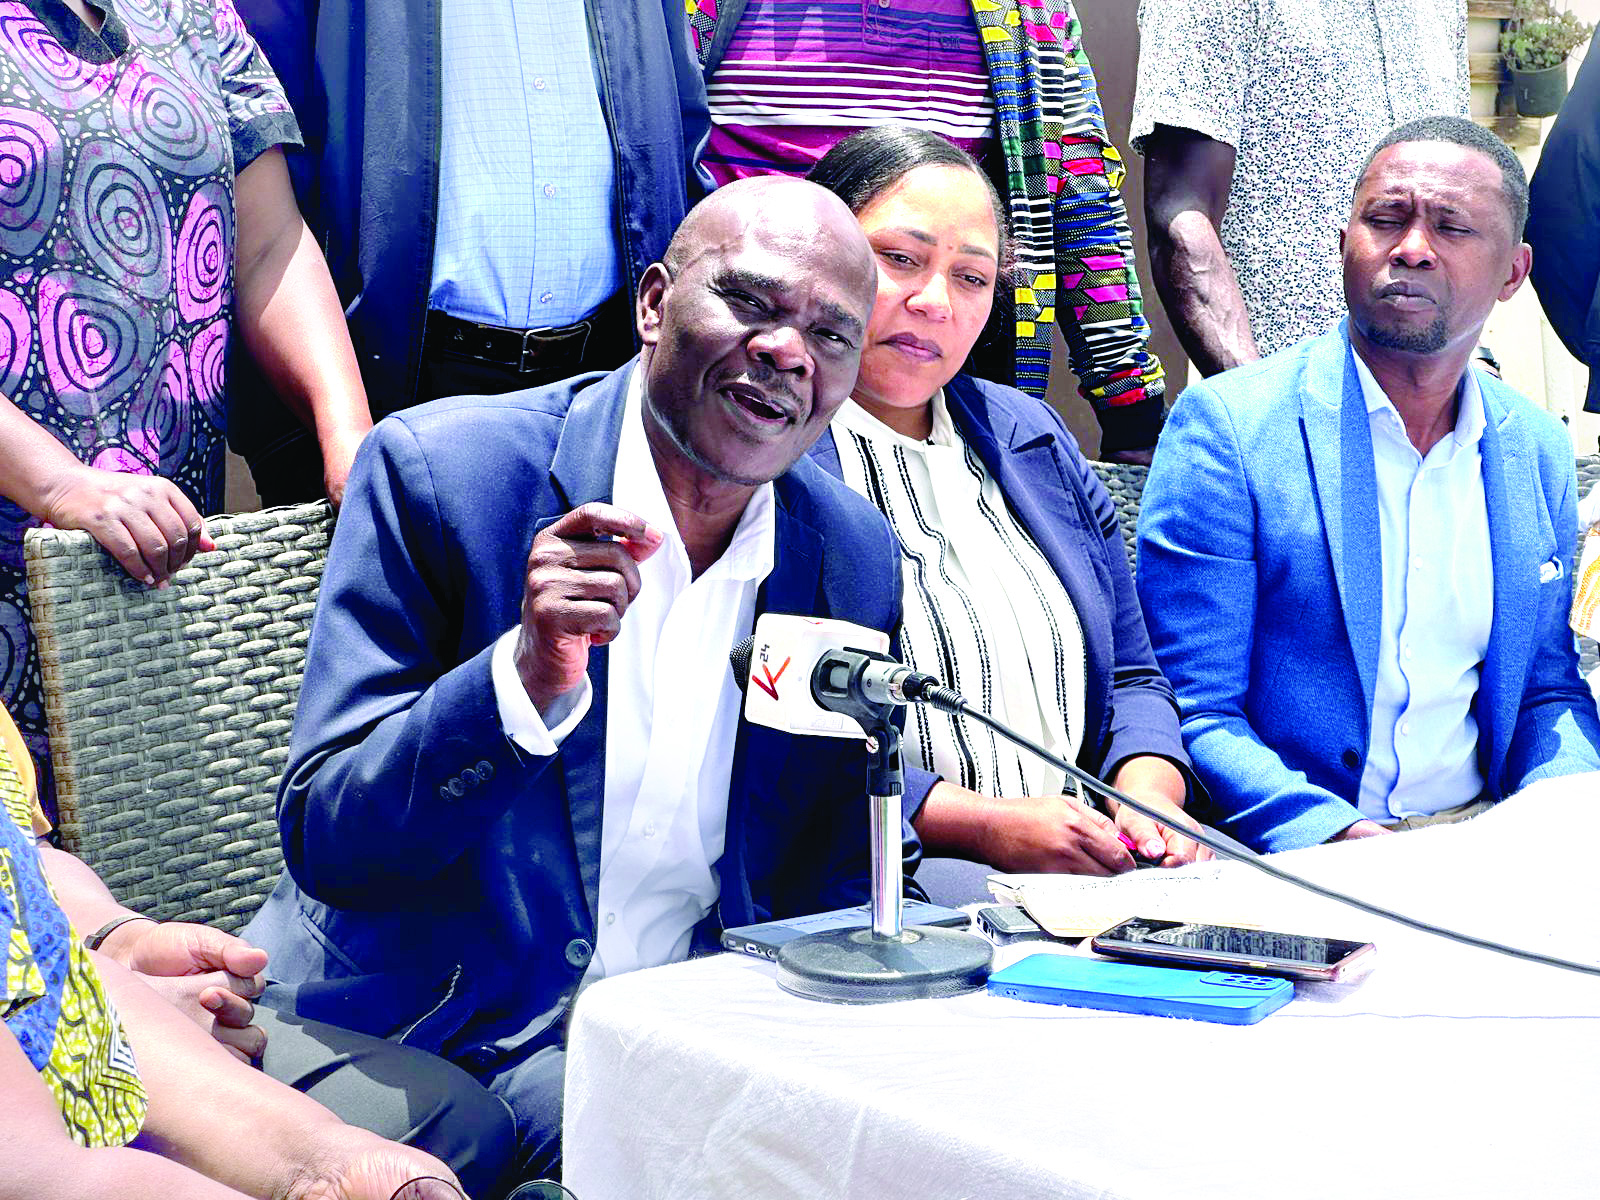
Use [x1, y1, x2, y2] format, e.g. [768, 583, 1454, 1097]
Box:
[830, 396, 1086, 800]
[1131, 0, 1469, 355]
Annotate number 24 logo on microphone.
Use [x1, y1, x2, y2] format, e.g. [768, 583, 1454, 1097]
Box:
[753, 648, 790, 700]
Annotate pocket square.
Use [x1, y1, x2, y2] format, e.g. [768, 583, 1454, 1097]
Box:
[1541, 555, 1565, 584]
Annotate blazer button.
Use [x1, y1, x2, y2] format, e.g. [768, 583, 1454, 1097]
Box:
[565, 938, 593, 968]
[461, 767, 479, 789]
[448, 776, 466, 797]
[460, 1044, 497, 1073]
[1341, 749, 1361, 770]
[476, 759, 496, 780]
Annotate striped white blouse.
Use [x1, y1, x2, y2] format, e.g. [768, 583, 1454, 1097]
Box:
[831, 395, 1087, 800]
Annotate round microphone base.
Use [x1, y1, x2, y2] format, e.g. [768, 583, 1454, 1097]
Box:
[775, 924, 993, 1003]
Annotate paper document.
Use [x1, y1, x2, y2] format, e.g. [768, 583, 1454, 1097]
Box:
[988, 866, 1267, 938]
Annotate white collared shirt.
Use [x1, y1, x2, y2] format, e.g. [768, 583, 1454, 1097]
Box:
[830, 395, 1087, 799]
[490, 368, 776, 980]
[1353, 351, 1493, 821]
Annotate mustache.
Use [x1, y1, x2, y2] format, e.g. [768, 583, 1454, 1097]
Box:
[732, 363, 802, 409]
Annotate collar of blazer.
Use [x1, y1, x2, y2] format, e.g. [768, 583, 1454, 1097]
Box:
[1300, 322, 1538, 788]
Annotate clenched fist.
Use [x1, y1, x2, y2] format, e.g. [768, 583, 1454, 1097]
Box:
[514, 502, 663, 716]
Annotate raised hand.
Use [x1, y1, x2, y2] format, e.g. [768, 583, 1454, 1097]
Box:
[514, 502, 663, 716]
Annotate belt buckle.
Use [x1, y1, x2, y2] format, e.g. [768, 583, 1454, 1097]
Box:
[519, 319, 593, 374]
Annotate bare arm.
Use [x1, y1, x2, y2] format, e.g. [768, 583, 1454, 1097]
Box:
[0, 1020, 253, 1200]
[233, 148, 372, 507]
[37, 844, 269, 1060]
[0, 395, 212, 585]
[1143, 124, 1260, 377]
[91, 955, 463, 1200]
[913, 780, 1134, 876]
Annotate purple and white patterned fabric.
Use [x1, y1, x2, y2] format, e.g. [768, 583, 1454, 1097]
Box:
[702, 0, 996, 185]
[0, 0, 299, 816]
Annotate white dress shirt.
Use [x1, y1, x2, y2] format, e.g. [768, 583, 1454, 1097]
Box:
[1353, 352, 1493, 821]
[830, 395, 1087, 799]
[489, 368, 775, 980]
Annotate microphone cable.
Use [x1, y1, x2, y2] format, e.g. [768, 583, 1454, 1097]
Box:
[910, 680, 1600, 980]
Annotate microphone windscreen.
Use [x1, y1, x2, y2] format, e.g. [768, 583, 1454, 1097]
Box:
[729, 636, 755, 689]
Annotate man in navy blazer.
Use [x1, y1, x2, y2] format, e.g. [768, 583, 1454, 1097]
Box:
[1139, 116, 1600, 853]
[245, 178, 921, 1175]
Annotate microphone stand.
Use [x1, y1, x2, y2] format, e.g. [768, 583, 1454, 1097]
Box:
[774, 653, 993, 1003]
[864, 718, 906, 939]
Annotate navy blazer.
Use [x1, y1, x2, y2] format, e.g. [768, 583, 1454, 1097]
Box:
[246, 362, 921, 1072]
[1139, 325, 1600, 852]
[809, 372, 1189, 803]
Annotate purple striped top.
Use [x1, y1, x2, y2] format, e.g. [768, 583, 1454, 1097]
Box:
[703, 0, 996, 186]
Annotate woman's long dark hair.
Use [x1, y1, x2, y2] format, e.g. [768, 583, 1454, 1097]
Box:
[806, 125, 1015, 357]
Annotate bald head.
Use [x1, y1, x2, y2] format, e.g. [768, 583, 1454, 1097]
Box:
[632, 176, 883, 491]
[664, 176, 877, 306]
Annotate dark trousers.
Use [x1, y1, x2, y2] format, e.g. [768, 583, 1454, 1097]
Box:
[244, 297, 635, 509]
[255, 1003, 518, 1198]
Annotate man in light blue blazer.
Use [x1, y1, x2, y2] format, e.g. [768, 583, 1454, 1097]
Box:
[1138, 115, 1600, 853]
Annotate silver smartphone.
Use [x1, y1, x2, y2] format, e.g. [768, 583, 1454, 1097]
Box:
[1090, 916, 1375, 982]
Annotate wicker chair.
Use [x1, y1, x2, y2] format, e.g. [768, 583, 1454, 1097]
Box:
[24, 502, 333, 931]
[1087, 459, 1147, 578]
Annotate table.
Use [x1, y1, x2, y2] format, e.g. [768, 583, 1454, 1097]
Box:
[564, 776, 1600, 1199]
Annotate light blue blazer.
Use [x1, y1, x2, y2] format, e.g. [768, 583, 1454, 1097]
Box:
[1137, 324, 1600, 852]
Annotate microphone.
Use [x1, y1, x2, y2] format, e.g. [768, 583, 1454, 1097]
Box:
[728, 613, 898, 738]
[732, 626, 1600, 981]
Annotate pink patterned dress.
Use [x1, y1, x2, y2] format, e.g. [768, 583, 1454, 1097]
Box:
[0, 0, 300, 814]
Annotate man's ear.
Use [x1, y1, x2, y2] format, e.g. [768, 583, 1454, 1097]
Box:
[637, 263, 671, 346]
[1499, 241, 1533, 303]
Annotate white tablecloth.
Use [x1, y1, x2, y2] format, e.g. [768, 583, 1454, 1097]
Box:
[564, 776, 1600, 1200]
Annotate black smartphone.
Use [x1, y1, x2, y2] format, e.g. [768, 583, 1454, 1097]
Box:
[1090, 917, 1375, 982]
[976, 904, 1045, 943]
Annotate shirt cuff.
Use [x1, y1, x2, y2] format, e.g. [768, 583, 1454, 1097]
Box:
[490, 628, 592, 755]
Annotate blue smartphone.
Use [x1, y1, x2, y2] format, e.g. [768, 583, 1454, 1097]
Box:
[721, 900, 970, 960]
[987, 953, 1294, 1025]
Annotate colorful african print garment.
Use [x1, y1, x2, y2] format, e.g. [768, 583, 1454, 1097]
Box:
[688, 0, 1166, 452]
[0, 0, 300, 818]
[1, 704, 147, 1146]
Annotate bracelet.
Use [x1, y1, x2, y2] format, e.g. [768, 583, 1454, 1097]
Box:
[83, 914, 156, 951]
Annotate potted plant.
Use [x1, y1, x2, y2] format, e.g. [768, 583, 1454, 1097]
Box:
[1500, 0, 1595, 117]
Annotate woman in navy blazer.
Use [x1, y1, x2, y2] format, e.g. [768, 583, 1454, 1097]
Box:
[807, 127, 1204, 876]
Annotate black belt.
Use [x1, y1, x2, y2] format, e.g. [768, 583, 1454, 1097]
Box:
[423, 303, 618, 375]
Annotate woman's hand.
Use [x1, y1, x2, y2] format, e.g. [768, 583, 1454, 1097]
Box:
[40, 465, 214, 585]
[915, 782, 1134, 875]
[980, 792, 1136, 875]
[1108, 756, 1211, 868]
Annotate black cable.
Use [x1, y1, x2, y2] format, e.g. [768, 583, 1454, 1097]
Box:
[914, 682, 1600, 979]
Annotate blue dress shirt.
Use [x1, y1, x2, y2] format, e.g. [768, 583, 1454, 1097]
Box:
[430, 0, 622, 328]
